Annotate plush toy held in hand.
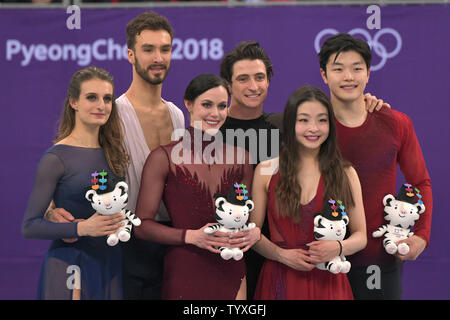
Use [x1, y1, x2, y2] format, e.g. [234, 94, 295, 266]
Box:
[313, 199, 351, 274]
[204, 183, 255, 261]
[85, 170, 141, 246]
[373, 183, 425, 255]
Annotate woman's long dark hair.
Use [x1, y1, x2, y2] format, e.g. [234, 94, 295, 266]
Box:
[275, 85, 354, 223]
[54, 66, 129, 178]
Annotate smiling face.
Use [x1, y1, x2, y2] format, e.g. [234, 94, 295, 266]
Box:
[70, 78, 113, 128]
[229, 59, 269, 112]
[215, 198, 253, 229]
[320, 50, 370, 104]
[86, 181, 128, 216]
[185, 85, 228, 134]
[295, 100, 330, 152]
[383, 195, 424, 229]
[129, 29, 172, 85]
[314, 215, 349, 241]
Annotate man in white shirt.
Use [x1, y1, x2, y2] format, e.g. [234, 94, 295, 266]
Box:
[116, 11, 185, 300]
[47, 11, 184, 300]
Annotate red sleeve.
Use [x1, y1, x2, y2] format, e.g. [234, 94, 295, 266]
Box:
[243, 151, 254, 193]
[395, 111, 433, 245]
[134, 147, 186, 245]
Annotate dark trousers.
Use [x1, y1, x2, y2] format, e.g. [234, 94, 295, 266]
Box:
[347, 259, 403, 300]
[121, 235, 167, 300]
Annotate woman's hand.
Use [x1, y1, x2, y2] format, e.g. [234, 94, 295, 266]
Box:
[228, 227, 261, 253]
[185, 223, 231, 254]
[45, 206, 80, 243]
[306, 240, 341, 264]
[278, 248, 317, 271]
[77, 213, 124, 237]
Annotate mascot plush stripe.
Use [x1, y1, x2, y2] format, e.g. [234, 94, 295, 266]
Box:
[85, 170, 141, 246]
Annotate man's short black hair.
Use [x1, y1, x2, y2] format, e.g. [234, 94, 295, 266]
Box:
[318, 33, 372, 73]
[220, 40, 273, 84]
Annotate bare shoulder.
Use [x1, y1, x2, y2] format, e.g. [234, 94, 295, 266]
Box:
[345, 166, 361, 184]
[256, 157, 279, 174]
[254, 157, 279, 189]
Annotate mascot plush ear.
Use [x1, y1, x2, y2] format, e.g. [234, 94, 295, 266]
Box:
[245, 199, 255, 212]
[85, 170, 141, 246]
[382, 194, 395, 207]
[313, 199, 351, 274]
[116, 181, 128, 195]
[373, 183, 425, 255]
[85, 189, 97, 203]
[204, 183, 256, 261]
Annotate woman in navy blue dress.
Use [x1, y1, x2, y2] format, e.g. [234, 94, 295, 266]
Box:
[22, 66, 129, 299]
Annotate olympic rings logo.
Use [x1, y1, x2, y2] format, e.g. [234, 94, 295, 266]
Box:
[314, 28, 402, 71]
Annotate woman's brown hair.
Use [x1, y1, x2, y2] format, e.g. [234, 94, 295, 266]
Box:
[275, 85, 354, 223]
[54, 66, 129, 178]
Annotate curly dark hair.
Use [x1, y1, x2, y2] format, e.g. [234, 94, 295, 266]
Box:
[126, 11, 174, 50]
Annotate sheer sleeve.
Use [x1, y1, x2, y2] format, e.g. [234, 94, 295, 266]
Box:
[21, 152, 78, 240]
[242, 152, 254, 193]
[134, 147, 186, 245]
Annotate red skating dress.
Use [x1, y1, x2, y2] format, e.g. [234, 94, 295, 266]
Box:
[254, 172, 353, 300]
[134, 127, 254, 300]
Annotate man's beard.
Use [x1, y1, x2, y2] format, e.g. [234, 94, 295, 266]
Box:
[135, 56, 170, 85]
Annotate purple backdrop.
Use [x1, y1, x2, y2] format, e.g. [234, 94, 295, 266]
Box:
[1, 4, 449, 299]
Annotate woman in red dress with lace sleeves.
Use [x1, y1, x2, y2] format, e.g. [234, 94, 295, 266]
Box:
[134, 74, 259, 300]
[251, 86, 367, 300]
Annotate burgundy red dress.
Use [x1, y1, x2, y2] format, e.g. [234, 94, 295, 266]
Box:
[134, 127, 254, 300]
[254, 172, 353, 300]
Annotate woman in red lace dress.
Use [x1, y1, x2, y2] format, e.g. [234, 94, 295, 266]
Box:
[251, 86, 367, 300]
[134, 74, 259, 300]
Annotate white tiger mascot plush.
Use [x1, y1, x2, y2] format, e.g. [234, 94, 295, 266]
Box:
[373, 183, 425, 255]
[204, 183, 255, 261]
[313, 199, 351, 274]
[85, 170, 141, 246]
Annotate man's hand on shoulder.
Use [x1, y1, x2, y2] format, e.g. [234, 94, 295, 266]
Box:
[364, 93, 391, 113]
